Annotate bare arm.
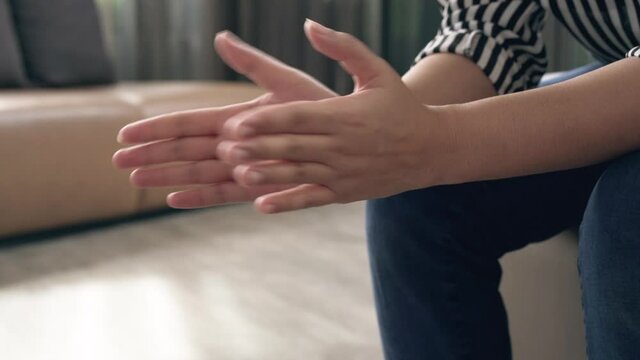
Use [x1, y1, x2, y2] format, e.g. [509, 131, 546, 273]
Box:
[434, 58, 640, 185]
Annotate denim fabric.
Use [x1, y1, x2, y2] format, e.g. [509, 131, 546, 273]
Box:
[366, 63, 640, 359]
[579, 151, 640, 359]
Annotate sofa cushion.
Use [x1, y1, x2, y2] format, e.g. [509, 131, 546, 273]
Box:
[500, 231, 586, 360]
[9, 0, 115, 87]
[0, 88, 140, 237]
[0, 0, 26, 87]
[0, 81, 263, 238]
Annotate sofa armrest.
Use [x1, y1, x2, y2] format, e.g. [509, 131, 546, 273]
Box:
[500, 231, 586, 360]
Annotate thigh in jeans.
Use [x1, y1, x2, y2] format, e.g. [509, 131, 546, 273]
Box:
[366, 165, 605, 360]
[580, 150, 640, 360]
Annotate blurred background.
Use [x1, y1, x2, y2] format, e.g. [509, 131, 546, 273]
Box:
[95, 0, 591, 92]
[0, 1, 593, 360]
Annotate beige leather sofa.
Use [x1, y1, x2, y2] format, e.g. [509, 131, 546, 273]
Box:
[0, 82, 262, 238]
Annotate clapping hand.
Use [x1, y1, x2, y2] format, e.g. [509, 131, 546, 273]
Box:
[114, 20, 448, 214]
[113, 26, 337, 209]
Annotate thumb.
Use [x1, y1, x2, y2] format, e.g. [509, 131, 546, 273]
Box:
[304, 19, 396, 90]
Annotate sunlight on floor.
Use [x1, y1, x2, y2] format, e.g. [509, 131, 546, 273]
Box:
[0, 203, 382, 360]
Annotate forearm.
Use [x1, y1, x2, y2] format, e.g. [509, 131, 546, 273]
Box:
[437, 58, 640, 185]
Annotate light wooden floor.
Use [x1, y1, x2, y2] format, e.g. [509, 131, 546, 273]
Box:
[0, 201, 589, 360]
[0, 203, 383, 360]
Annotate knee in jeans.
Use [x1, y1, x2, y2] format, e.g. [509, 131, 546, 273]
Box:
[579, 151, 640, 274]
[366, 184, 482, 263]
[581, 151, 640, 233]
[367, 189, 447, 248]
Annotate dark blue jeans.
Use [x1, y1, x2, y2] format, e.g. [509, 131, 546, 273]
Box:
[366, 64, 640, 359]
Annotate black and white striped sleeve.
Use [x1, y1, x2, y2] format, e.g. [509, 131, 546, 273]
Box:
[627, 46, 640, 58]
[415, 0, 548, 94]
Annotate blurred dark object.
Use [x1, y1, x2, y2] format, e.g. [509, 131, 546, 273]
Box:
[382, 0, 440, 72]
[0, 0, 26, 87]
[7, 0, 115, 87]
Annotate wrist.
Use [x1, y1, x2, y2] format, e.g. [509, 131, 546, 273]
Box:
[413, 103, 467, 189]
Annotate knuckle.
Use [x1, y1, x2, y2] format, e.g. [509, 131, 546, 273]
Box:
[172, 140, 185, 159]
[291, 162, 307, 181]
[286, 106, 309, 127]
[289, 115, 305, 129]
[188, 163, 205, 183]
[327, 139, 347, 155]
[246, 110, 271, 131]
[211, 185, 226, 204]
[198, 190, 210, 206]
[135, 147, 150, 165]
[240, 57, 258, 77]
[341, 111, 366, 129]
[283, 137, 302, 154]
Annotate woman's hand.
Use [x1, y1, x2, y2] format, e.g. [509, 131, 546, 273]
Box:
[217, 20, 453, 213]
[112, 30, 337, 207]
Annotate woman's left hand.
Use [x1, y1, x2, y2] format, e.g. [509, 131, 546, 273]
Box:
[217, 20, 454, 213]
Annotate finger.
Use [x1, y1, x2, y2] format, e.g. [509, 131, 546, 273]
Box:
[113, 136, 221, 169]
[130, 160, 232, 187]
[254, 184, 336, 213]
[215, 31, 332, 100]
[304, 19, 395, 89]
[217, 135, 333, 164]
[232, 162, 335, 186]
[167, 183, 294, 209]
[222, 101, 334, 139]
[117, 100, 262, 144]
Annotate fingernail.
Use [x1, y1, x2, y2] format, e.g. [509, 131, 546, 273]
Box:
[216, 141, 249, 161]
[305, 18, 334, 38]
[246, 170, 265, 184]
[217, 30, 248, 47]
[216, 141, 229, 157]
[111, 150, 124, 167]
[215, 30, 230, 37]
[116, 127, 128, 143]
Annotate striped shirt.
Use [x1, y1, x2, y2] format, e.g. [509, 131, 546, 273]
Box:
[416, 0, 640, 94]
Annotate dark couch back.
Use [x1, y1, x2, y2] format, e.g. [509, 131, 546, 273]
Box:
[0, 0, 26, 87]
[1, 0, 114, 88]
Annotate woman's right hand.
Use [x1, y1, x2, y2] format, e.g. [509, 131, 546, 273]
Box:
[112, 31, 337, 208]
